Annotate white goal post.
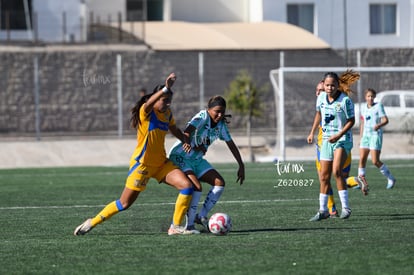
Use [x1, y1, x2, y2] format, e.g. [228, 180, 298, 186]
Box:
[269, 59, 414, 161]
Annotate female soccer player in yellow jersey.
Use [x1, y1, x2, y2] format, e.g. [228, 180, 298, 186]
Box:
[74, 73, 196, 236]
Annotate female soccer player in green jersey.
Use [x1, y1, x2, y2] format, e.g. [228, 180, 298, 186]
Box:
[169, 95, 245, 233]
[358, 88, 396, 189]
[308, 72, 356, 221]
[307, 73, 368, 218]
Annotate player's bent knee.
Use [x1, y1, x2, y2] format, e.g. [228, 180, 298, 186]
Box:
[213, 177, 225, 186]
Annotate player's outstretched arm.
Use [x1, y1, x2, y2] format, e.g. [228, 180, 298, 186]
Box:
[225, 140, 245, 185]
[144, 73, 176, 113]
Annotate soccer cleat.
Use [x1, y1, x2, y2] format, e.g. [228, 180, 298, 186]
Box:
[386, 179, 396, 189]
[357, 176, 369, 196]
[195, 214, 209, 231]
[309, 211, 330, 222]
[185, 225, 201, 234]
[168, 224, 196, 235]
[340, 208, 352, 219]
[74, 218, 93, 236]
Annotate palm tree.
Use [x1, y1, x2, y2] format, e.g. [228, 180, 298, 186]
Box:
[225, 70, 268, 162]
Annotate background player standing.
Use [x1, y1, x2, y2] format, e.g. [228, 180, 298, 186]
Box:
[358, 88, 396, 189]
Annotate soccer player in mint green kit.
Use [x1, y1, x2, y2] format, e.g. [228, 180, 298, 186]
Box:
[309, 72, 355, 221]
[307, 78, 367, 219]
[169, 95, 245, 233]
[358, 88, 396, 189]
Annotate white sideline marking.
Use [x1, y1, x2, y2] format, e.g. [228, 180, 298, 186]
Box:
[0, 198, 313, 210]
[0, 162, 412, 178]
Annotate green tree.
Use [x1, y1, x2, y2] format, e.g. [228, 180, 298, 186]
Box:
[225, 70, 268, 162]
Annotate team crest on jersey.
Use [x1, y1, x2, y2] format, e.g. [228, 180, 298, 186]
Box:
[335, 103, 342, 112]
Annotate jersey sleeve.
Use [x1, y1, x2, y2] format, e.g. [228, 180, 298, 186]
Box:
[188, 110, 207, 129]
[343, 97, 355, 119]
[316, 93, 323, 112]
[219, 122, 232, 142]
[378, 102, 387, 118]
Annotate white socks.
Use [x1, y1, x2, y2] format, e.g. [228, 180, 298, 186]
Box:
[319, 193, 328, 212]
[380, 164, 395, 180]
[319, 191, 349, 212]
[338, 190, 349, 210]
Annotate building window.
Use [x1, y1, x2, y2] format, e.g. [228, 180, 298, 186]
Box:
[0, 0, 32, 30]
[370, 4, 396, 34]
[287, 4, 314, 33]
[126, 0, 144, 21]
[405, 94, 414, 108]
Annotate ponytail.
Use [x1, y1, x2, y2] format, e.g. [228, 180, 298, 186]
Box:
[130, 93, 152, 129]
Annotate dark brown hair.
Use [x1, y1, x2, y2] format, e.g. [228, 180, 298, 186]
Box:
[130, 84, 172, 129]
[364, 88, 377, 96]
[207, 95, 231, 123]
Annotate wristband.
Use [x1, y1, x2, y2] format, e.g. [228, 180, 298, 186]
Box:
[162, 86, 169, 93]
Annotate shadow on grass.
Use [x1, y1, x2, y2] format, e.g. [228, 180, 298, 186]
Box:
[366, 213, 414, 220]
[231, 227, 360, 234]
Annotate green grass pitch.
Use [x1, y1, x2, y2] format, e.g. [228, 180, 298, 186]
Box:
[0, 160, 413, 274]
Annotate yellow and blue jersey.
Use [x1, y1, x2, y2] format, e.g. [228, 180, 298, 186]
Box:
[130, 105, 175, 167]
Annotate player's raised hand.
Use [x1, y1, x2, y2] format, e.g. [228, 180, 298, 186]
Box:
[166, 73, 177, 89]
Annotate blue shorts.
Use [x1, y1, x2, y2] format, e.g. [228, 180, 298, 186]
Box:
[320, 140, 353, 161]
[169, 154, 213, 178]
[360, 134, 382, 151]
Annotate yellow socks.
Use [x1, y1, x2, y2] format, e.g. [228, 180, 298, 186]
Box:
[88, 189, 193, 229]
[346, 176, 359, 188]
[91, 200, 124, 227]
[172, 188, 193, 226]
[327, 188, 336, 213]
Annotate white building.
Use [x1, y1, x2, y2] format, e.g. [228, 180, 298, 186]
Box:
[261, 0, 414, 49]
[168, 0, 414, 49]
[1, 0, 413, 48]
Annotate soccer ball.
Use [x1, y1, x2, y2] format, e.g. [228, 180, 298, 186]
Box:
[208, 212, 232, 235]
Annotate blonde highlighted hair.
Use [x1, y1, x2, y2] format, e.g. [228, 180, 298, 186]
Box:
[338, 69, 360, 96]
